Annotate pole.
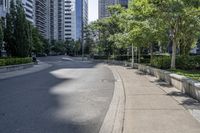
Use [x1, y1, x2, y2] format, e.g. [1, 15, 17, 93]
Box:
[131, 43, 134, 68]
[82, 39, 84, 61]
[81, 0, 84, 61]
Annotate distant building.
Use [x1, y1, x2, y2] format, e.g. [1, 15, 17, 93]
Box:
[99, 0, 128, 19]
[0, 0, 88, 41]
[0, 0, 35, 24]
[22, 0, 35, 24]
[115, 0, 128, 8]
[64, 0, 88, 41]
[0, 0, 10, 18]
[98, 0, 115, 19]
[46, 0, 65, 41]
[35, 0, 48, 38]
[191, 41, 200, 55]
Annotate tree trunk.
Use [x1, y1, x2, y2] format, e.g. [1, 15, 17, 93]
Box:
[135, 47, 138, 63]
[171, 38, 176, 69]
[158, 41, 162, 53]
[150, 43, 153, 63]
[131, 43, 134, 68]
[138, 47, 141, 63]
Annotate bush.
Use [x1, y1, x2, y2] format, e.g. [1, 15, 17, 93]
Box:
[0, 57, 32, 67]
[140, 55, 151, 63]
[150, 55, 200, 70]
[176, 56, 196, 70]
[112, 55, 131, 61]
[93, 55, 108, 60]
[150, 56, 171, 69]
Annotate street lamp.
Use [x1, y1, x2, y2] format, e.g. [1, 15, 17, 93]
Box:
[81, 0, 84, 61]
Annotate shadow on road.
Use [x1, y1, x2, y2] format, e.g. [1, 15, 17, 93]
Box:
[0, 58, 114, 133]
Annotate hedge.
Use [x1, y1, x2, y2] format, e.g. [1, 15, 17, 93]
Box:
[151, 55, 200, 70]
[0, 57, 32, 67]
[93, 55, 108, 60]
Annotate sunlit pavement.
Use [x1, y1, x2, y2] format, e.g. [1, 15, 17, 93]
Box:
[0, 56, 114, 133]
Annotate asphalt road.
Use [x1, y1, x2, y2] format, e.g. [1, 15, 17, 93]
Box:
[0, 56, 114, 133]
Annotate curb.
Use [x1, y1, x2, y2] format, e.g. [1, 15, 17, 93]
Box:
[0, 63, 34, 73]
[0, 62, 52, 80]
[99, 65, 125, 133]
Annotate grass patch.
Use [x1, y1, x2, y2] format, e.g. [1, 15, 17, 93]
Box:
[170, 69, 200, 81]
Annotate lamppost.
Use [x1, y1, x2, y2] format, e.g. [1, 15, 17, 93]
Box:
[81, 0, 84, 61]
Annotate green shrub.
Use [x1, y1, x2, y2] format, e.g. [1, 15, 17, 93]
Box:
[0, 57, 32, 67]
[150, 55, 200, 70]
[150, 56, 171, 69]
[140, 55, 151, 63]
[176, 56, 196, 70]
[0, 59, 6, 66]
[93, 55, 108, 60]
[112, 55, 131, 61]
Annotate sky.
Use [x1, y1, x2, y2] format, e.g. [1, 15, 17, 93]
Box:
[88, 0, 98, 23]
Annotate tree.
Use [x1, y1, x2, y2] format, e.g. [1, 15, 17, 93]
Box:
[4, 0, 16, 56]
[4, 0, 33, 57]
[42, 39, 50, 55]
[90, 5, 126, 57]
[84, 26, 94, 55]
[14, 0, 32, 57]
[149, 0, 200, 68]
[51, 41, 66, 54]
[32, 27, 44, 55]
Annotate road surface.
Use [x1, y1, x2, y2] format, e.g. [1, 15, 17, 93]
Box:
[0, 56, 114, 133]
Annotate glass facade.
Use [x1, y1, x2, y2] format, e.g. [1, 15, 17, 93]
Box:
[76, 0, 82, 40]
[99, 0, 128, 19]
[118, 0, 128, 8]
[75, 0, 88, 40]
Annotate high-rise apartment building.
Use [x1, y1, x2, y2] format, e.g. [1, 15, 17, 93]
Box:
[35, 0, 48, 38]
[64, 0, 88, 41]
[0, 0, 10, 17]
[115, 0, 128, 8]
[98, 0, 115, 19]
[22, 0, 35, 24]
[99, 0, 128, 19]
[48, 0, 65, 41]
[0, 0, 88, 41]
[0, 0, 35, 24]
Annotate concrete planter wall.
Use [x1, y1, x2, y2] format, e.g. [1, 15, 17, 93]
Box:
[92, 59, 200, 101]
[93, 59, 125, 66]
[136, 64, 200, 101]
[0, 63, 34, 73]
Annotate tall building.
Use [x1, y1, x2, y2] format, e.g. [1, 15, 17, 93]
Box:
[0, 0, 10, 18]
[0, 0, 35, 24]
[115, 0, 128, 8]
[22, 0, 35, 24]
[48, 0, 65, 41]
[0, 0, 88, 41]
[64, 0, 88, 41]
[98, 0, 115, 19]
[35, 0, 48, 38]
[99, 0, 128, 19]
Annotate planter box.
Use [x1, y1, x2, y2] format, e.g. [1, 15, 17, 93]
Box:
[136, 64, 200, 101]
[0, 63, 34, 73]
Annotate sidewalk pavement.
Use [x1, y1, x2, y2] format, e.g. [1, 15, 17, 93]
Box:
[0, 62, 52, 80]
[105, 65, 200, 133]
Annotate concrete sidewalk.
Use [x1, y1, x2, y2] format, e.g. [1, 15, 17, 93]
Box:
[0, 61, 52, 80]
[109, 66, 200, 133]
